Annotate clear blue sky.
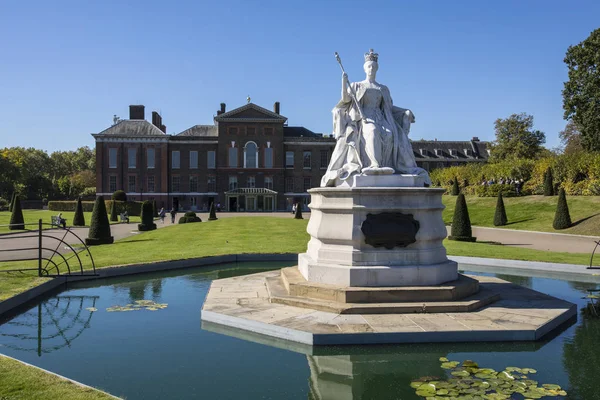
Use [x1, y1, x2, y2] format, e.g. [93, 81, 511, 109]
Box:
[1, 0, 598, 152]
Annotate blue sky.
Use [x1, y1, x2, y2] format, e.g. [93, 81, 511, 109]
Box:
[1, 0, 598, 152]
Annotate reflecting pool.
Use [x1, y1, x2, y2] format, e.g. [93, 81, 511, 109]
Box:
[0, 261, 598, 399]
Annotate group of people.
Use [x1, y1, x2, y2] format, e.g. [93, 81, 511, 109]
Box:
[480, 177, 525, 195]
[158, 207, 178, 224]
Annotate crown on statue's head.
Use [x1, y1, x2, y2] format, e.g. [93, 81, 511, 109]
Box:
[364, 49, 379, 62]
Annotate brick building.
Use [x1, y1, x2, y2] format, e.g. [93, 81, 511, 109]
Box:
[93, 102, 489, 212]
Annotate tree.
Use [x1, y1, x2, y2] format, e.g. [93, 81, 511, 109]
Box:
[493, 192, 508, 226]
[451, 177, 460, 195]
[294, 203, 303, 219]
[72, 197, 85, 226]
[553, 188, 572, 230]
[110, 200, 118, 222]
[85, 196, 113, 245]
[208, 202, 218, 221]
[448, 193, 476, 242]
[9, 195, 24, 230]
[563, 28, 600, 151]
[543, 168, 554, 196]
[488, 113, 546, 161]
[112, 190, 127, 202]
[559, 121, 584, 154]
[138, 201, 157, 231]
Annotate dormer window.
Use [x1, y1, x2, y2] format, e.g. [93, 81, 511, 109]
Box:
[434, 149, 442, 157]
[486, 149, 491, 156]
[449, 149, 457, 157]
[419, 148, 426, 156]
[464, 148, 472, 157]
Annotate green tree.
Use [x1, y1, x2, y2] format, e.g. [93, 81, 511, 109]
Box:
[208, 202, 218, 221]
[553, 188, 572, 230]
[86, 196, 113, 245]
[451, 177, 460, 195]
[559, 121, 584, 155]
[72, 197, 85, 226]
[9, 195, 24, 230]
[563, 28, 600, 151]
[448, 193, 476, 242]
[543, 168, 554, 196]
[138, 201, 157, 231]
[489, 113, 546, 161]
[493, 191, 508, 226]
[112, 190, 127, 202]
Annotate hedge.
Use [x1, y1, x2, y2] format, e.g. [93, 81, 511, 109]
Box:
[49, 200, 143, 216]
[179, 211, 202, 224]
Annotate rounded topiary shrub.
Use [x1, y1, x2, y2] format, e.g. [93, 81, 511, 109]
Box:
[85, 196, 114, 246]
[112, 190, 127, 202]
[138, 201, 157, 231]
[294, 203, 303, 219]
[178, 211, 202, 224]
[72, 197, 86, 226]
[553, 188, 572, 230]
[493, 191, 508, 226]
[9, 195, 25, 230]
[208, 202, 218, 221]
[448, 193, 476, 242]
[451, 177, 460, 196]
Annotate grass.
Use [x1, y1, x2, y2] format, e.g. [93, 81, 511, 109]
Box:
[0, 354, 119, 399]
[0, 210, 141, 233]
[442, 195, 600, 236]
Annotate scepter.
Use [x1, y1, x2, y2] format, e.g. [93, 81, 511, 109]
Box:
[334, 52, 365, 120]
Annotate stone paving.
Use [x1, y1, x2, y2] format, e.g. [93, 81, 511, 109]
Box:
[201, 270, 577, 345]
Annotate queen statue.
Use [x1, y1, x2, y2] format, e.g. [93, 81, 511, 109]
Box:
[321, 49, 431, 187]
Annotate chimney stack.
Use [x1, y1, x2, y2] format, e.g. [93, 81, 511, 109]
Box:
[217, 103, 226, 115]
[472, 136, 480, 142]
[151, 111, 162, 128]
[160, 124, 166, 133]
[129, 105, 145, 120]
[274, 101, 280, 114]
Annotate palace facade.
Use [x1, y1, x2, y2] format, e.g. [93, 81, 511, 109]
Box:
[93, 102, 489, 212]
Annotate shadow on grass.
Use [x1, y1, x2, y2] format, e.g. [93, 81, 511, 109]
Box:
[570, 213, 600, 228]
[117, 238, 157, 244]
[504, 218, 535, 226]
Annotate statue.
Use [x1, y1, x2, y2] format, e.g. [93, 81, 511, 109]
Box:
[321, 50, 431, 187]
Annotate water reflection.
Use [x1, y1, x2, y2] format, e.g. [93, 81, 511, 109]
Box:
[0, 295, 98, 356]
[563, 312, 600, 399]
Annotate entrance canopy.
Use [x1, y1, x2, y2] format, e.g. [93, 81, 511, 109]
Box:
[225, 188, 277, 195]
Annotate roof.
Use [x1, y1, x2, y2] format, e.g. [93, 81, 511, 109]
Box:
[176, 125, 217, 137]
[214, 103, 287, 122]
[95, 120, 166, 136]
[225, 188, 278, 195]
[411, 140, 490, 161]
[283, 126, 321, 138]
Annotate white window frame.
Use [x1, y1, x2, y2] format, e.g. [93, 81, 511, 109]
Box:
[147, 148, 155, 169]
[265, 176, 273, 190]
[128, 175, 136, 192]
[109, 148, 117, 169]
[207, 151, 216, 169]
[189, 151, 198, 169]
[247, 176, 256, 188]
[128, 148, 137, 169]
[172, 151, 180, 169]
[147, 176, 155, 192]
[109, 175, 117, 192]
[244, 141, 258, 168]
[286, 151, 294, 168]
[229, 147, 238, 168]
[229, 176, 238, 190]
[303, 151, 311, 169]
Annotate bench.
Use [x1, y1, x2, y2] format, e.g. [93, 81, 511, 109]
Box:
[119, 213, 129, 223]
[51, 216, 65, 228]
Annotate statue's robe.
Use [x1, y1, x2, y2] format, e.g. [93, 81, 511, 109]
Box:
[321, 82, 431, 187]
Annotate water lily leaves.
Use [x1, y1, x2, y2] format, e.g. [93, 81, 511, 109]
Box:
[105, 300, 168, 312]
[85, 307, 97, 312]
[412, 359, 567, 399]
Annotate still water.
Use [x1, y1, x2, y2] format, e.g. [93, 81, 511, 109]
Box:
[0, 261, 598, 400]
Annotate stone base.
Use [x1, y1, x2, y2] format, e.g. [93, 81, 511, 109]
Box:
[336, 173, 424, 188]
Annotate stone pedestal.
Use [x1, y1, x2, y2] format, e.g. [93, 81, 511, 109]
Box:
[298, 175, 457, 287]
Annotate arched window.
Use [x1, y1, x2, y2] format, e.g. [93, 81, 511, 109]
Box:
[244, 142, 258, 168]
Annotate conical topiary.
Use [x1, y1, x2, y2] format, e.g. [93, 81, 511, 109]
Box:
[294, 203, 303, 219]
[553, 188, 572, 230]
[72, 197, 85, 226]
[9, 195, 24, 230]
[451, 177, 460, 196]
[85, 196, 114, 245]
[152, 200, 158, 218]
[110, 200, 118, 222]
[138, 201, 157, 231]
[448, 193, 476, 242]
[493, 191, 508, 226]
[544, 168, 554, 196]
[8, 192, 15, 212]
[208, 202, 218, 221]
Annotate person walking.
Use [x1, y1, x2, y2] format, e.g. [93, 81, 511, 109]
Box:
[170, 208, 177, 224]
[159, 207, 166, 224]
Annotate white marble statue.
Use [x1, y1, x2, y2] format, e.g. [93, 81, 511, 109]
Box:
[321, 50, 431, 187]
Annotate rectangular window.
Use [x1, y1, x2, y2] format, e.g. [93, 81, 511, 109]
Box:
[189, 176, 198, 192]
[229, 147, 238, 168]
[247, 127, 256, 135]
[207, 151, 216, 169]
[147, 176, 155, 192]
[109, 176, 117, 192]
[207, 176, 216, 192]
[147, 148, 155, 169]
[229, 176, 238, 190]
[320, 150, 328, 168]
[303, 177, 311, 192]
[264, 127, 273, 135]
[189, 151, 198, 169]
[172, 151, 180, 169]
[285, 177, 294, 192]
[248, 176, 255, 188]
[128, 148, 137, 169]
[128, 175, 136, 192]
[303, 151, 311, 169]
[172, 176, 180, 192]
[229, 127, 238, 135]
[286, 151, 294, 168]
[265, 176, 273, 190]
[109, 148, 117, 168]
[264, 148, 273, 168]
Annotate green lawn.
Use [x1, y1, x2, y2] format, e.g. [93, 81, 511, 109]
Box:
[0, 210, 141, 233]
[0, 355, 119, 399]
[442, 195, 600, 236]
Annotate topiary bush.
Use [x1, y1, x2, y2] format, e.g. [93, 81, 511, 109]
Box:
[85, 196, 114, 245]
[152, 200, 158, 218]
[294, 203, 303, 219]
[553, 188, 572, 230]
[112, 190, 127, 202]
[138, 201, 157, 231]
[178, 211, 202, 224]
[9, 195, 25, 230]
[9, 192, 16, 212]
[451, 177, 460, 196]
[72, 197, 85, 226]
[208, 202, 218, 221]
[493, 191, 508, 226]
[110, 200, 118, 222]
[448, 193, 476, 242]
[544, 168, 554, 196]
